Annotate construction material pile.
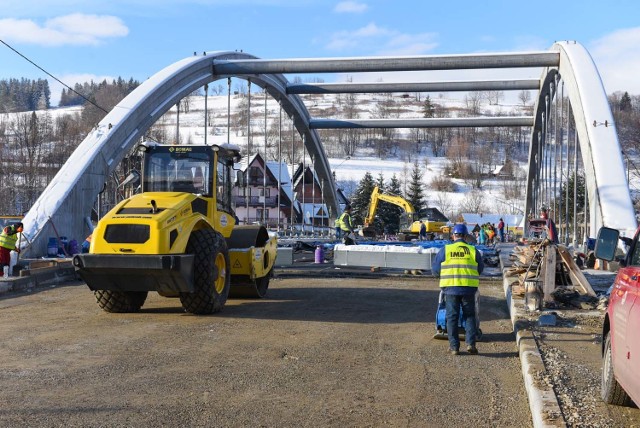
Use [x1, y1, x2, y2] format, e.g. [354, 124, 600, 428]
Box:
[506, 240, 598, 310]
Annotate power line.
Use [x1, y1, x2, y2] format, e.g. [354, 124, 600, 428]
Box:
[0, 37, 108, 113]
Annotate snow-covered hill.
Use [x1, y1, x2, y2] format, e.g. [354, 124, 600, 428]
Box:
[159, 91, 529, 219]
[22, 90, 530, 220]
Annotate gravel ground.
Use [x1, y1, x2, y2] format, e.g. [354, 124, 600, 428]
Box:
[0, 276, 531, 427]
[529, 307, 640, 428]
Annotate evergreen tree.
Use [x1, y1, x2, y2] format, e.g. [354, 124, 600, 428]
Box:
[620, 91, 632, 112]
[371, 173, 389, 233]
[379, 174, 403, 234]
[423, 95, 435, 118]
[406, 159, 426, 213]
[350, 171, 376, 226]
[556, 172, 586, 225]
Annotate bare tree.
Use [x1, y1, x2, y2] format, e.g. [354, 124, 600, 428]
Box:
[81, 83, 127, 129]
[146, 113, 171, 144]
[465, 92, 483, 115]
[181, 95, 191, 114]
[445, 135, 471, 178]
[10, 111, 51, 209]
[485, 90, 504, 105]
[501, 165, 527, 200]
[339, 92, 360, 157]
[434, 191, 456, 220]
[458, 190, 486, 214]
[518, 90, 532, 107]
[431, 103, 451, 156]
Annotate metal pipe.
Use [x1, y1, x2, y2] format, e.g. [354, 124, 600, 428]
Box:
[536, 129, 542, 212]
[204, 83, 208, 145]
[213, 52, 559, 75]
[227, 78, 231, 147]
[573, 129, 578, 247]
[564, 103, 570, 245]
[287, 79, 541, 94]
[553, 79, 559, 222]
[263, 89, 267, 223]
[246, 80, 251, 222]
[558, 81, 564, 240]
[309, 116, 534, 129]
[278, 100, 282, 233]
[312, 154, 315, 235]
[584, 185, 588, 245]
[545, 95, 551, 208]
[290, 116, 295, 234]
[175, 101, 180, 144]
[321, 179, 325, 235]
[302, 135, 306, 234]
[542, 102, 547, 207]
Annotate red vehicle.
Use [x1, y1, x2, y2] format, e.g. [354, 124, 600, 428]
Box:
[595, 226, 640, 406]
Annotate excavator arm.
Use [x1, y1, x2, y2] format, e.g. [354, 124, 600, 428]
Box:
[362, 186, 417, 236]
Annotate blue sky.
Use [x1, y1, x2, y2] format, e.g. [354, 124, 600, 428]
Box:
[1, 0, 639, 104]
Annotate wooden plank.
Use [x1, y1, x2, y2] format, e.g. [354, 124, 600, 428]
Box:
[28, 260, 58, 269]
[518, 270, 538, 282]
[541, 245, 557, 303]
[557, 245, 597, 297]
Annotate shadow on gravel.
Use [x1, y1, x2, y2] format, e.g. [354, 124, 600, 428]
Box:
[0, 280, 84, 301]
[474, 351, 520, 358]
[479, 331, 518, 344]
[139, 306, 187, 314]
[209, 286, 512, 324]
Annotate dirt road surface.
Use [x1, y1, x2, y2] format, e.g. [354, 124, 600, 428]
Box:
[0, 276, 532, 427]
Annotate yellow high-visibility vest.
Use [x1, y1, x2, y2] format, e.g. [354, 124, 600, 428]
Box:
[0, 227, 19, 250]
[339, 212, 353, 231]
[439, 242, 479, 288]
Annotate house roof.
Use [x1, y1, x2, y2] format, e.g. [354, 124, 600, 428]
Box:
[238, 153, 294, 203]
[266, 159, 294, 203]
[300, 202, 329, 219]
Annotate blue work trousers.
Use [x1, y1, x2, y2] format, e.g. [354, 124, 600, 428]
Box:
[445, 292, 477, 350]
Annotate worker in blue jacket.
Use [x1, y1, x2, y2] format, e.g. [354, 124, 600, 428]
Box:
[432, 223, 484, 355]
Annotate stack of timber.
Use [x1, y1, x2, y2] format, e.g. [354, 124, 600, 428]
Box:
[506, 240, 596, 308]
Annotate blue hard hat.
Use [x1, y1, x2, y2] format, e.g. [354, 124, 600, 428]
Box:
[452, 223, 468, 235]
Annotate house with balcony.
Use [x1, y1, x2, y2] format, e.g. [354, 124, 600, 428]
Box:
[232, 154, 351, 231]
[291, 164, 350, 229]
[233, 153, 295, 228]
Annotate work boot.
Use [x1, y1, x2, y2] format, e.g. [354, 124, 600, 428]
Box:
[467, 345, 478, 355]
[449, 348, 459, 356]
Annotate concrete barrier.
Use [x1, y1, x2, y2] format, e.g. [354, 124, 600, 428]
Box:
[334, 244, 436, 270]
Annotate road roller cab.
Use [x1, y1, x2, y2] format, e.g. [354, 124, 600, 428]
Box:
[73, 141, 277, 314]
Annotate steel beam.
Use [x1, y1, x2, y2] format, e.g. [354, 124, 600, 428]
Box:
[213, 52, 559, 75]
[287, 79, 541, 94]
[309, 116, 535, 129]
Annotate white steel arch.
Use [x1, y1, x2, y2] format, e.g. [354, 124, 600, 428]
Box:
[526, 41, 636, 239]
[21, 51, 333, 256]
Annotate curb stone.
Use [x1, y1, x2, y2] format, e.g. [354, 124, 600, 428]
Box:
[0, 261, 77, 296]
[505, 278, 566, 427]
[499, 243, 566, 428]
